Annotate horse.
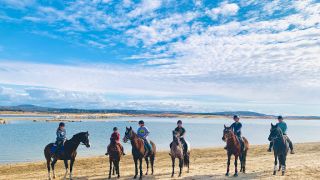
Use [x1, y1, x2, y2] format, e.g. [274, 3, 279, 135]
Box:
[108, 138, 122, 179]
[44, 131, 90, 180]
[222, 125, 249, 177]
[123, 127, 156, 180]
[170, 130, 190, 177]
[268, 123, 289, 176]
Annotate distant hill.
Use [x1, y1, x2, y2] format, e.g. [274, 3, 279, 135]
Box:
[0, 104, 270, 117]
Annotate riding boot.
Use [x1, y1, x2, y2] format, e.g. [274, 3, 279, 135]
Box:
[105, 144, 110, 156]
[286, 136, 295, 154]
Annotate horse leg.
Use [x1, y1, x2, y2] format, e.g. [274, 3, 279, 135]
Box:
[179, 158, 183, 177]
[112, 165, 115, 175]
[51, 159, 57, 179]
[150, 154, 155, 175]
[282, 155, 286, 176]
[108, 160, 112, 179]
[273, 154, 278, 175]
[239, 154, 243, 172]
[145, 157, 149, 175]
[134, 158, 138, 179]
[63, 160, 68, 180]
[70, 159, 75, 180]
[243, 151, 247, 173]
[139, 158, 143, 180]
[225, 153, 231, 176]
[46, 158, 51, 180]
[171, 157, 175, 177]
[234, 155, 238, 177]
[116, 161, 120, 178]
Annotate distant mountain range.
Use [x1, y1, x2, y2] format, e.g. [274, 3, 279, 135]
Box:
[0, 104, 319, 119]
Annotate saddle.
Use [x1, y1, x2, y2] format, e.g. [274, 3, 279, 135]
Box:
[51, 144, 64, 154]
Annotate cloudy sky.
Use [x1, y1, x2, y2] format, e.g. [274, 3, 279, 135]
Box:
[0, 0, 319, 115]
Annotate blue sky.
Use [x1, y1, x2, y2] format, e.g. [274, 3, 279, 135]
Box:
[0, 0, 319, 115]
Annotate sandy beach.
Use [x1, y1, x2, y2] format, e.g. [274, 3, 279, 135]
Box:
[1, 142, 319, 180]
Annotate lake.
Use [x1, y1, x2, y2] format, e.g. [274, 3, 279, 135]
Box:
[0, 116, 319, 164]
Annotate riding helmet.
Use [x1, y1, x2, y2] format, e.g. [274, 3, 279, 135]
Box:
[277, 116, 283, 120]
[113, 127, 118, 131]
[59, 122, 65, 127]
[233, 115, 239, 119]
[177, 120, 182, 124]
[138, 120, 144, 125]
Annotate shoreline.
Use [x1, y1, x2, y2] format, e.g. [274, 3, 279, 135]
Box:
[1, 112, 319, 124]
[1, 142, 320, 179]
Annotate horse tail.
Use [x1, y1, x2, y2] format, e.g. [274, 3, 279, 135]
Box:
[150, 141, 156, 155]
[242, 137, 249, 151]
[183, 152, 190, 167]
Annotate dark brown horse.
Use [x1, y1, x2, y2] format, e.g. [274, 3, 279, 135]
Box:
[44, 132, 90, 180]
[268, 123, 289, 176]
[222, 125, 249, 177]
[108, 138, 122, 179]
[123, 127, 156, 180]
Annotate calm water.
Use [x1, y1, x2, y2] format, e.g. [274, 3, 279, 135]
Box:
[0, 117, 319, 164]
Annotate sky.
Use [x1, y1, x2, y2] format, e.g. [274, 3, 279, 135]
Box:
[0, 0, 319, 115]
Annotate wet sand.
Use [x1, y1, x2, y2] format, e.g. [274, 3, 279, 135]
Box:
[0, 142, 319, 179]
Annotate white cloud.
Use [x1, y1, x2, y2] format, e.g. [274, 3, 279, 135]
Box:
[206, 2, 239, 20]
[127, 0, 162, 18]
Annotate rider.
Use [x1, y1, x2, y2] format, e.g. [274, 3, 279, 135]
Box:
[105, 127, 125, 156]
[268, 116, 295, 154]
[173, 120, 187, 153]
[226, 115, 244, 151]
[137, 120, 152, 156]
[55, 122, 67, 156]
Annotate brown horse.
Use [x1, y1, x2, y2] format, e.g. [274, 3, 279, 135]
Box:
[123, 127, 156, 180]
[170, 130, 188, 177]
[222, 125, 249, 177]
[44, 132, 90, 180]
[108, 138, 122, 179]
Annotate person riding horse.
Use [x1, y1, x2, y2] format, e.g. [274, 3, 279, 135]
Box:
[171, 120, 188, 154]
[268, 116, 295, 154]
[225, 115, 244, 151]
[105, 127, 125, 156]
[137, 120, 152, 157]
[55, 122, 67, 157]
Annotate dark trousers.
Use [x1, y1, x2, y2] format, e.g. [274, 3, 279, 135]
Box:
[269, 135, 293, 150]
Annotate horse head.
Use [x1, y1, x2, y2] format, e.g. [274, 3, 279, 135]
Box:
[172, 130, 180, 143]
[222, 125, 233, 142]
[268, 123, 281, 141]
[123, 126, 133, 143]
[75, 131, 90, 148]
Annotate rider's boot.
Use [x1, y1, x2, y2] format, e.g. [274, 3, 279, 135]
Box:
[290, 149, 295, 154]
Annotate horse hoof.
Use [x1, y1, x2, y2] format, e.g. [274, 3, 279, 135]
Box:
[178, 174, 181, 177]
[117, 175, 120, 179]
[134, 175, 137, 179]
[282, 172, 285, 176]
[139, 177, 142, 180]
[225, 173, 229, 176]
[145, 172, 148, 175]
[108, 176, 111, 179]
[273, 171, 276, 175]
[234, 173, 238, 177]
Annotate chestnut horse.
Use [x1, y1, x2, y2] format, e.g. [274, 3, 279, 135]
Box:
[123, 127, 156, 180]
[170, 130, 190, 177]
[222, 125, 249, 177]
[108, 138, 122, 179]
[44, 132, 90, 180]
[268, 123, 289, 176]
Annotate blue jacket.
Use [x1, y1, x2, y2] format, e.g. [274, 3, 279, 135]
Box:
[137, 126, 150, 139]
[56, 129, 67, 142]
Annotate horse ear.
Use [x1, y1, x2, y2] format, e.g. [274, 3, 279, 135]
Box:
[126, 126, 128, 130]
[129, 126, 132, 130]
[224, 124, 226, 128]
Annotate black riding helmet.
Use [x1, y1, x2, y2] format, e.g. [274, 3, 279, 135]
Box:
[113, 127, 118, 131]
[233, 115, 239, 119]
[177, 120, 182, 124]
[138, 120, 144, 125]
[59, 122, 65, 127]
[278, 116, 283, 120]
